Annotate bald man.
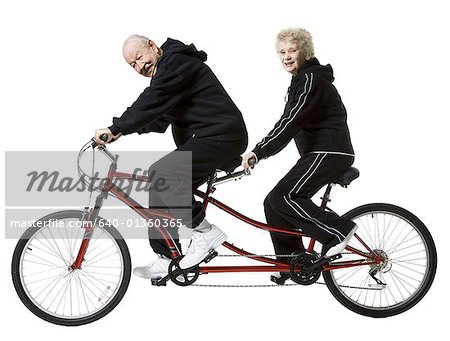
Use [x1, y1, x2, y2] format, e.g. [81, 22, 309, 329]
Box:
[95, 36, 247, 278]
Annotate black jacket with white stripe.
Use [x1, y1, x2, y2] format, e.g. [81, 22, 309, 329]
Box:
[252, 58, 354, 160]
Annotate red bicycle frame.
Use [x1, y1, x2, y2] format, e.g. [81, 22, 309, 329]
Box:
[72, 150, 383, 273]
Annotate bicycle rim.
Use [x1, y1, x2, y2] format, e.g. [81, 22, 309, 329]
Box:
[324, 204, 436, 317]
[17, 215, 126, 322]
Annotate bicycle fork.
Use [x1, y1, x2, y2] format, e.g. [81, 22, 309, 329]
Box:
[71, 194, 106, 270]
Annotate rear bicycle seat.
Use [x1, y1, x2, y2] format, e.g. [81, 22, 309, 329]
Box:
[330, 167, 360, 187]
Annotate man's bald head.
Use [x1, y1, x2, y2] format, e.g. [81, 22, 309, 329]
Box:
[122, 35, 148, 56]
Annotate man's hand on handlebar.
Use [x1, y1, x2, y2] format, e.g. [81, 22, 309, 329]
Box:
[242, 152, 258, 172]
[94, 128, 122, 146]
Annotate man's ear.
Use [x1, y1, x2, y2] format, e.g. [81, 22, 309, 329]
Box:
[148, 39, 157, 51]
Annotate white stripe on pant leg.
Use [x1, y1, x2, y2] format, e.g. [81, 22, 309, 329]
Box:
[287, 154, 334, 234]
[283, 195, 344, 241]
[289, 199, 345, 241]
[290, 153, 326, 196]
[282, 153, 344, 240]
[285, 153, 346, 241]
[288, 153, 322, 195]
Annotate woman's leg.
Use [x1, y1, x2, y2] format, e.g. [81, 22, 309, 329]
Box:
[264, 196, 305, 258]
[266, 153, 355, 253]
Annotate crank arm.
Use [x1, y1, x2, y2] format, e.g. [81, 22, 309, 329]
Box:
[305, 254, 342, 273]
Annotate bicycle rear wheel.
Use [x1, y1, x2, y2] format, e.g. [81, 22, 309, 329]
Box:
[323, 203, 437, 318]
[11, 210, 131, 326]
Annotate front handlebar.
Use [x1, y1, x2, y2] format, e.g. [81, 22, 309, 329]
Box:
[90, 134, 117, 164]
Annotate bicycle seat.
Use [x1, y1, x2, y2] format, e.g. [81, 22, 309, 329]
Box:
[217, 156, 242, 173]
[331, 167, 360, 187]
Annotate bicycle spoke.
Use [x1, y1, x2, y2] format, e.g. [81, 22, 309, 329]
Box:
[83, 239, 116, 263]
[24, 249, 64, 269]
[34, 269, 67, 302]
[57, 222, 73, 263]
[36, 232, 65, 262]
[23, 259, 66, 269]
[46, 228, 70, 268]
[390, 258, 426, 266]
[27, 242, 67, 263]
[53, 275, 72, 314]
[385, 227, 416, 255]
[380, 213, 394, 250]
[384, 221, 409, 255]
[80, 268, 120, 287]
[381, 217, 402, 253]
[391, 249, 426, 261]
[73, 272, 97, 313]
[389, 240, 423, 255]
[77, 271, 107, 296]
[358, 216, 377, 250]
[393, 259, 426, 273]
[83, 250, 120, 267]
[382, 272, 398, 306]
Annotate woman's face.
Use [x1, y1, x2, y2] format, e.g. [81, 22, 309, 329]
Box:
[277, 39, 305, 75]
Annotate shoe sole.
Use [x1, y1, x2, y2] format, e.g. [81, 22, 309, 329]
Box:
[133, 271, 168, 279]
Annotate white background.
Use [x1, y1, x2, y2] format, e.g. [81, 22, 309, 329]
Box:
[1, 0, 449, 339]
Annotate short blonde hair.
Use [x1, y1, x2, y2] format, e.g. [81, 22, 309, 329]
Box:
[276, 28, 315, 60]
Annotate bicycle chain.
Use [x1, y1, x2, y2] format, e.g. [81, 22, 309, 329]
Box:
[192, 252, 382, 290]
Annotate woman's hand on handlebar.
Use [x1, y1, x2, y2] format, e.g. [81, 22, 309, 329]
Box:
[94, 128, 122, 146]
[242, 152, 258, 172]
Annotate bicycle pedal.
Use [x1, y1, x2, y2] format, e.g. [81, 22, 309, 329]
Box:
[270, 273, 290, 285]
[203, 250, 218, 264]
[151, 276, 169, 287]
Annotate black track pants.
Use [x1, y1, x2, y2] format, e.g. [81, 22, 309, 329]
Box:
[149, 136, 247, 258]
[264, 153, 355, 257]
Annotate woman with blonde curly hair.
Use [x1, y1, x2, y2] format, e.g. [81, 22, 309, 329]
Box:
[242, 28, 357, 281]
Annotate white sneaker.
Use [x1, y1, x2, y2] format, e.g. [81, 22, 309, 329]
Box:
[179, 224, 227, 269]
[325, 224, 358, 257]
[133, 254, 171, 279]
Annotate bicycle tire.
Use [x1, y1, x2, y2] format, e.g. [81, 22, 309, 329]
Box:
[323, 203, 437, 318]
[11, 210, 131, 326]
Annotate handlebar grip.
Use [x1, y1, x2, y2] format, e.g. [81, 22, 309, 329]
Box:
[248, 156, 257, 166]
[100, 133, 109, 142]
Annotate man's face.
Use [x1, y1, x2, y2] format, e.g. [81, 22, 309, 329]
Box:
[277, 39, 305, 75]
[123, 39, 160, 77]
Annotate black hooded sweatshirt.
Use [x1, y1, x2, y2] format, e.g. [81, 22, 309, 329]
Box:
[109, 38, 247, 145]
[252, 58, 354, 160]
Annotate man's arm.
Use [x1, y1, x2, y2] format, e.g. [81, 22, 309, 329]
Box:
[109, 54, 199, 135]
[136, 117, 171, 135]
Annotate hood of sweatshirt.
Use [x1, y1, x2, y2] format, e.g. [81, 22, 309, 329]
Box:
[160, 38, 208, 62]
[293, 57, 335, 83]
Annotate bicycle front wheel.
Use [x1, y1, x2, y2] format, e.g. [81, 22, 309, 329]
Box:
[323, 203, 437, 318]
[11, 210, 131, 326]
